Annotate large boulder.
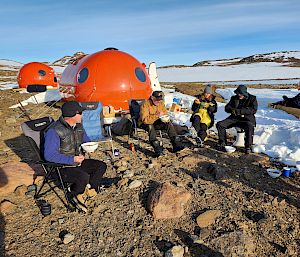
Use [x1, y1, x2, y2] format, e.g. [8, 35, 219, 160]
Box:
[147, 182, 191, 219]
[0, 161, 36, 196]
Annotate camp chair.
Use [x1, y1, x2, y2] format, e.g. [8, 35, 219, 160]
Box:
[81, 102, 115, 157]
[21, 117, 73, 211]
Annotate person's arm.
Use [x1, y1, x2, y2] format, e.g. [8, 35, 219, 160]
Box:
[240, 96, 258, 115]
[225, 97, 235, 114]
[191, 99, 200, 112]
[207, 99, 217, 114]
[44, 128, 76, 165]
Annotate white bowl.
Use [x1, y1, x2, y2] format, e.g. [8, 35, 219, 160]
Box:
[225, 146, 236, 153]
[81, 142, 99, 153]
[267, 168, 282, 178]
[159, 115, 170, 122]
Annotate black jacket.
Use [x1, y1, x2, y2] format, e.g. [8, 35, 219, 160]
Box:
[190, 94, 218, 128]
[225, 94, 258, 125]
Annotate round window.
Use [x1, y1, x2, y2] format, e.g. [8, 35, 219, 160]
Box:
[77, 68, 89, 83]
[135, 67, 146, 82]
[38, 70, 46, 76]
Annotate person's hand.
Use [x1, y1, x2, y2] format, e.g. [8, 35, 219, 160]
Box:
[74, 155, 85, 164]
[203, 102, 210, 108]
[158, 111, 166, 117]
[232, 108, 239, 116]
[194, 99, 200, 104]
[232, 109, 241, 116]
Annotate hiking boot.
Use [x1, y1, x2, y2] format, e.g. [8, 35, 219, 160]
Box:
[196, 137, 204, 147]
[85, 184, 97, 198]
[171, 137, 185, 153]
[189, 126, 198, 139]
[71, 194, 88, 213]
[245, 147, 252, 154]
[151, 140, 164, 157]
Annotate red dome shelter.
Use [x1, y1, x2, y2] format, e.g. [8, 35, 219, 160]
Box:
[59, 48, 152, 110]
[17, 62, 58, 92]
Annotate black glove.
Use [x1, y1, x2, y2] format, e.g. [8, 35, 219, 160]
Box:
[235, 109, 241, 115]
[232, 108, 241, 116]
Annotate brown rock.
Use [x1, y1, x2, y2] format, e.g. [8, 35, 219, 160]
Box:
[210, 231, 256, 257]
[14, 185, 27, 196]
[147, 182, 191, 219]
[0, 200, 16, 213]
[196, 210, 221, 228]
[0, 161, 36, 196]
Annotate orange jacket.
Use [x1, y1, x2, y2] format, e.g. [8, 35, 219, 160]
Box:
[140, 98, 168, 125]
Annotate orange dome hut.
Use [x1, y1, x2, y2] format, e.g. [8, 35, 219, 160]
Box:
[59, 48, 152, 110]
[17, 62, 58, 92]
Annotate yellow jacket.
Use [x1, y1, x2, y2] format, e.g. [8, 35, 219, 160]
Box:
[140, 99, 168, 125]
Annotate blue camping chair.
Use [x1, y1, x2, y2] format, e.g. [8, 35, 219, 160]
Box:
[81, 102, 115, 156]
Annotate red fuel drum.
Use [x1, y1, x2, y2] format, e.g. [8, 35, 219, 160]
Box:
[17, 62, 58, 89]
[59, 48, 152, 110]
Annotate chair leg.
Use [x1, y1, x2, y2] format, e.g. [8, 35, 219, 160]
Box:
[35, 168, 55, 199]
[55, 168, 73, 211]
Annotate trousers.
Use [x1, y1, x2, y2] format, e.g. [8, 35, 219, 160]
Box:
[192, 115, 209, 141]
[216, 117, 255, 148]
[60, 159, 107, 195]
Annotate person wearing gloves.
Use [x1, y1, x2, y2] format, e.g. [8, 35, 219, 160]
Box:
[44, 101, 107, 213]
[190, 85, 217, 147]
[140, 91, 184, 156]
[216, 85, 258, 154]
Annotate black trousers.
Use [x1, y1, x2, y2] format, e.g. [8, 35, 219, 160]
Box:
[192, 116, 208, 141]
[216, 117, 255, 148]
[60, 159, 107, 195]
[142, 119, 177, 142]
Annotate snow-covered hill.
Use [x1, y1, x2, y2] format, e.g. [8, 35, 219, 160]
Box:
[158, 51, 300, 84]
[191, 51, 300, 67]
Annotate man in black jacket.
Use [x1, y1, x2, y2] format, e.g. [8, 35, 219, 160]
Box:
[216, 85, 258, 154]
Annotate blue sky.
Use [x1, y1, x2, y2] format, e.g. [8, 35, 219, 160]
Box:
[1, 0, 300, 66]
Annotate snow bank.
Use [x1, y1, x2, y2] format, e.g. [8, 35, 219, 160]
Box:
[164, 87, 300, 167]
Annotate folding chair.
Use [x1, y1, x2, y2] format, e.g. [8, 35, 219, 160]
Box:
[21, 117, 74, 211]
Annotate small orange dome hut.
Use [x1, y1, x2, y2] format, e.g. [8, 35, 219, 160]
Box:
[17, 62, 58, 90]
[59, 48, 152, 110]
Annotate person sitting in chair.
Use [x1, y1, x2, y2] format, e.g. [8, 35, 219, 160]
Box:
[44, 101, 107, 213]
[140, 91, 184, 156]
[216, 85, 258, 154]
[190, 85, 217, 147]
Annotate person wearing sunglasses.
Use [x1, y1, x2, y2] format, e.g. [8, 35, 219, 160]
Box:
[43, 101, 107, 213]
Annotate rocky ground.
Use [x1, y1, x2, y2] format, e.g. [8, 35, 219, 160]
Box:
[0, 89, 299, 257]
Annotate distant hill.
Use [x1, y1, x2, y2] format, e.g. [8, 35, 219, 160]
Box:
[160, 51, 300, 68]
[51, 52, 87, 66]
[192, 51, 300, 67]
